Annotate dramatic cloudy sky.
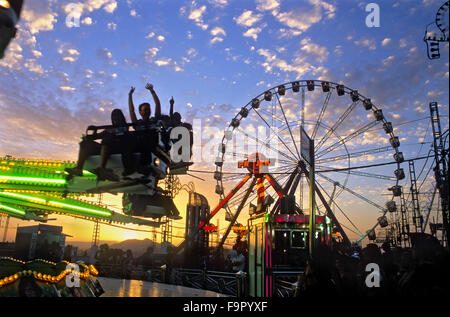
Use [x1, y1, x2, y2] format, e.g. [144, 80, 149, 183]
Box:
[0, 0, 448, 245]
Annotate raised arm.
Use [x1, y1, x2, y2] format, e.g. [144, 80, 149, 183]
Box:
[146, 83, 161, 119]
[128, 87, 138, 123]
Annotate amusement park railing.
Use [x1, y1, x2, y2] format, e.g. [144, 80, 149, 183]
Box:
[271, 270, 303, 297]
[169, 268, 247, 297]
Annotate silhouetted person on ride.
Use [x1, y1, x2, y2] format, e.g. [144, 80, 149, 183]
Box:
[128, 85, 192, 171]
[66, 109, 134, 181]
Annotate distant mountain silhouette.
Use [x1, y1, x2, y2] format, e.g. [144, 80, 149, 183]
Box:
[111, 239, 173, 258]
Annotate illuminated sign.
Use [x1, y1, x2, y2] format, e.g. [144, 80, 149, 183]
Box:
[238, 160, 271, 168]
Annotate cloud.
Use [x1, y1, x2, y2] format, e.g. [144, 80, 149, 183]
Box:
[207, 0, 228, 7]
[257, 48, 313, 78]
[235, 10, 263, 27]
[243, 27, 263, 41]
[187, 48, 198, 57]
[273, 0, 336, 35]
[144, 47, 159, 62]
[21, 1, 58, 35]
[256, 0, 281, 12]
[154, 57, 184, 72]
[0, 42, 23, 71]
[300, 37, 329, 62]
[183, 1, 208, 30]
[58, 44, 81, 63]
[97, 48, 113, 60]
[157, 35, 165, 42]
[354, 37, 377, 50]
[382, 55, 395, 66]
[381, 38, 391, 46]
[24, 59, 44, 75]
[210, 37, 224, 44]
[210, 26, 226, 37]
[82, 0, 118, 14]
[82, 17, 93, 25]
[59, 86, 76, 92]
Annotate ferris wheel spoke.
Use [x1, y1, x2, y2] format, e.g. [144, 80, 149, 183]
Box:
[316, 120, 379, 159]
[311, 91, 332, 140]
[315, 100, 361, 152]
[275, 93, 301, 159]
[316, 145, 393, 165]
[235, 127, 297, 163]
[252, 107, 300, 161]
[323, 169, 397, 181]
[317, 172, 385, 211]
[315, 180, 364, 237]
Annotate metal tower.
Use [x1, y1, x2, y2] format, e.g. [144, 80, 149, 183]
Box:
[408, 160, 423, 232]
[429, 101, 449, 248]
[400, 193, 411, 248]
[91, 220, 100, 247]
[91, 194, 102, 247]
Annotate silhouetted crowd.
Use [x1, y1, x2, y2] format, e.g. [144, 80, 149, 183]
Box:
[296, 240, 450, 296]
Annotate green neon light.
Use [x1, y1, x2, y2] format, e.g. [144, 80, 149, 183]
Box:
[0, 176, 66, 184]
[0, 204, 26, 215]
[0, 192, 46, 202]
[49, 201, 111, 217]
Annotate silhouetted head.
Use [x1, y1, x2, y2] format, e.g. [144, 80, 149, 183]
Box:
[138, 102, 151, 120]
[172, 112, 182, 125]
[111, 109, 127, 127]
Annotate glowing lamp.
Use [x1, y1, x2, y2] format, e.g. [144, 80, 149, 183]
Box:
[0, 0, 11, 9]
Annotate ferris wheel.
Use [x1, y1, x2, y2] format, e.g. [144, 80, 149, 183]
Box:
[213, 80, 405, 244]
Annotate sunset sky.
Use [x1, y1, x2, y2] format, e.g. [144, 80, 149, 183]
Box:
[0, 0, 448, 246]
